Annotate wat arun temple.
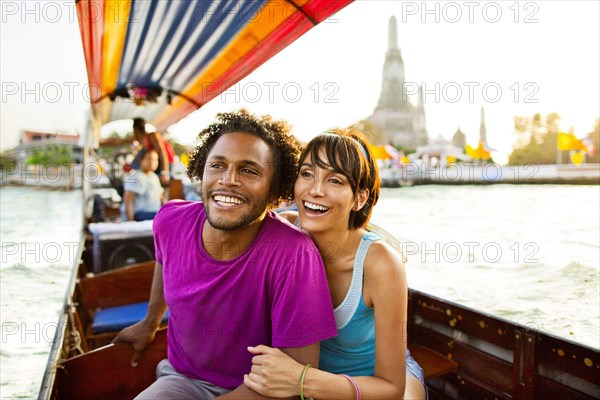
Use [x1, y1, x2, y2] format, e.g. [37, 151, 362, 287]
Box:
[367, 16, 428, 150]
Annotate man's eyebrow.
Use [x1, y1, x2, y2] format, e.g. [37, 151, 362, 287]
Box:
[207, 156, 266, 170]
[239, 160, 265, 170]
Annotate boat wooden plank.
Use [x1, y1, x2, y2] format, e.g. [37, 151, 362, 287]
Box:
[408, 344, 457, 380]
[409, 290, 515, 350]
[536, 333, 600, 384]
[410, 324, 513, 393]
[440, 372, 512, 400]
[168, 179, 184, 200]
[56, 329, 167, 400]
[78, 261, 155, 310]
[538, 375, 600, 400]
[512, 329, 536, 400]
[426, 386, 451, 400]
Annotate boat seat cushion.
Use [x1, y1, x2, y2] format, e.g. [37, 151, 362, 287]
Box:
[92, 302, 168, 334]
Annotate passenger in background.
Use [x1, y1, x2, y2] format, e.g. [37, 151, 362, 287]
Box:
[121, 149, 165, 221]
[130, 117, 175, 186]
[244, 129, 427, 400]
[100, 117, 176, 186]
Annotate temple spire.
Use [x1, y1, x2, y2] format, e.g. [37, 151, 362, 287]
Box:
[389, 16, 398, 50]
[479, 107, 487, 144]
[369, 15, 428, 149]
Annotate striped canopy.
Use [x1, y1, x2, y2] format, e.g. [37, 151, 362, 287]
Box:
[76, 0, 352, 134]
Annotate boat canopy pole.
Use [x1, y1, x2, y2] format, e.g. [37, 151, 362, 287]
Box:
[93, 86, 203, 110]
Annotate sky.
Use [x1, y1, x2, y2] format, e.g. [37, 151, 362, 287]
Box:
[1, 1, 599, 164]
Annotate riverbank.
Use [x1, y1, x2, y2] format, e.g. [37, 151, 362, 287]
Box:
[380, 163, 600, 187]
[0, 164, 83, 190]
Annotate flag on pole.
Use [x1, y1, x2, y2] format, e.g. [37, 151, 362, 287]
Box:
[465, 141, 491, 160]
[558, 132, 587, 151]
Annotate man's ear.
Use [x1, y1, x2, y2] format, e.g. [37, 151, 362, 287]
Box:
[353, 189, 369, 211]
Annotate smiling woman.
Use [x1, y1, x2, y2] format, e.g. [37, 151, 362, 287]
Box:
[244, 129, 427, 400]
[296, 130, 380, 231]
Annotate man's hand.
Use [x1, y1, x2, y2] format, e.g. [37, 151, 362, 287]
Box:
[112, 320, 158, 367]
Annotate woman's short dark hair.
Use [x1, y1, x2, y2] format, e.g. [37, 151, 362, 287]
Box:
[300, 129, 380, 229]
[187, 110, 301, 208]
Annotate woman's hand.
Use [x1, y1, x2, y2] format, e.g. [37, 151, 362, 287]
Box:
[243, 345, 306, 398]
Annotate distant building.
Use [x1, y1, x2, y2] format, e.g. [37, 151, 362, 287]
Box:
[412, 136, 470, 169]
[15, 130, 82, 164]
[451, 127, 467, 149]
[367, 16, 428, 150]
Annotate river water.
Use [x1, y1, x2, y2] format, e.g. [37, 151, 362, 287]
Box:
[0, 184, 598, 399]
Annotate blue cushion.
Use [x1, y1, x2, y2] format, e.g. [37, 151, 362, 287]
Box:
[92, 302, 169, 334]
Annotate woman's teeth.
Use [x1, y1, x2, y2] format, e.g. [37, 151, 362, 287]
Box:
[304, 201, 329, 212]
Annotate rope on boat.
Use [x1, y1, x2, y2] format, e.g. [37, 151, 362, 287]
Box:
[68, 305, 84, 356]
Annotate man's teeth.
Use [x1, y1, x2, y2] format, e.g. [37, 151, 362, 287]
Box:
[304, 201, 329, 211]
[214, 195, 242, 206]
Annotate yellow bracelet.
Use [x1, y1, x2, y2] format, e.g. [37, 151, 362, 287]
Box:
[300, 363, 311, 400]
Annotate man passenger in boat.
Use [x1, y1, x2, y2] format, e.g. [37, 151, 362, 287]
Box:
[120, 148, 165, 221]
[113, 110, 337, 399]
[243, 130, 427, 400]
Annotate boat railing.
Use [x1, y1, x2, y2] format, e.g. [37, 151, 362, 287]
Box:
[408, 289, 600, 400]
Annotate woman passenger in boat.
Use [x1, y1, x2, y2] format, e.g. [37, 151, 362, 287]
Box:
[100, 117, 175, 186]
[121, 148, 165, 221]
[130, 117, 176, 186]
[243, 129, 427, 400]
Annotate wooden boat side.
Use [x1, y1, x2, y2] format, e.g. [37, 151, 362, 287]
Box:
[38, 243, 159, 400]
[38, 236, 86, 400]
[408, 289, 600, 400]
[78, 260, 155, 310]
[55, 329, 167, 400]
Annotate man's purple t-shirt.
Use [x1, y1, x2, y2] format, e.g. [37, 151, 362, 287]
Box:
[153, 201, 337, 389]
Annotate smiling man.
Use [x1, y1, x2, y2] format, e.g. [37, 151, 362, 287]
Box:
[114, 110, 337, 399]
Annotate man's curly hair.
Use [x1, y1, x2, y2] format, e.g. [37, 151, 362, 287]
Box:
[187, 110, 301, 208]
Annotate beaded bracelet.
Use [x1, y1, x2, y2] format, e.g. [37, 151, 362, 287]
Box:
[341, 374, 361, 400]
[300, 363, 311, 400]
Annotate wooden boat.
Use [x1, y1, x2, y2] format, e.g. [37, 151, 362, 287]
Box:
[39, 1, 599, 399]
[39, 229, 600, 399]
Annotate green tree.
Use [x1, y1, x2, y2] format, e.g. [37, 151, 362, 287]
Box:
[508, 112, 566, 165]
[0, 151, 16, 172]
[26, 145, 73, 167]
